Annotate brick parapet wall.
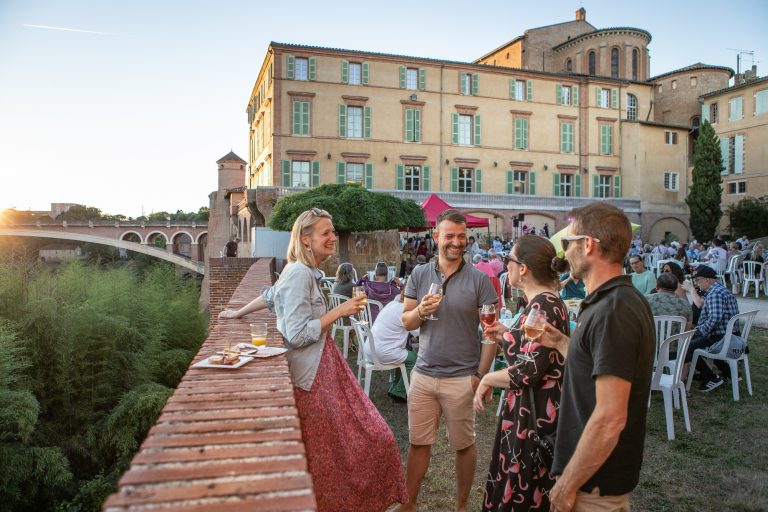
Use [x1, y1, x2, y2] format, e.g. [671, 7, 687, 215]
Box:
[103, 258, 317, 512]
[208, 257, 261, 327]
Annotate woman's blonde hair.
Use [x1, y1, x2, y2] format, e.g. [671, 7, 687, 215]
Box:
[286, 208, 333, 267]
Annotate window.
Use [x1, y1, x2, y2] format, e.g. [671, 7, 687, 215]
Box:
[457, 168, 473, 192]
[291, 161, 310, 187]
[404, 165, 421, 191]
[691, 116, 700, 129]
[729, 97, 743, 121]
[347, 106, 363, 138]
[458, 114, 472, 145]
[556, 84, 578, 105]
[691, 76, 698, 87]
[561, 85, 571, 105]
[626, 94, 638, 120]
[292, 101, 310, 135]
[600, 125, 613, 155]
[345, 163, 364, 185]
[514, 117, 529, 150]
[509, 78, 532, 101]
[756, 89, 768, 115]
[511, 171, 527, 194]
[348, 62, 361, 85]
[460, 73, 478, 95]
[728, 181, 747, 194]
[566, 59, 573, 72]
[664, 172, 679, 192]
[672, 79, 678, 90]
[711, 103, 719, 123]
[611, 48, 619, 78]
[559, 173, 573, 196]
[720, 136, 744, 174]
[665, 131, 679, 145]
[588, 51, 596, 75]
[595, 175, 612, 198]
[406, 68, 418, 90]
[452, 113, 480, 145]
[404, 108, 421, 142]
[632, 48, 639, 80]
[597, 88, 617, 108]
[294, 57, 308, 80]
[560, 122, 574, 153]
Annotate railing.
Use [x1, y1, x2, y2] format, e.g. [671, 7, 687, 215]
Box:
[103, 258, 316, 511]
[262, 186, 642, 213]
[1, 220, 208, 228]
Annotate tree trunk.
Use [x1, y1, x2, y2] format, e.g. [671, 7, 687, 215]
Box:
[338, 231, 350, 262]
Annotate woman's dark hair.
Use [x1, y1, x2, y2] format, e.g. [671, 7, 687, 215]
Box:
[661, 261, 685, 284]
[511, 235, 562, 287]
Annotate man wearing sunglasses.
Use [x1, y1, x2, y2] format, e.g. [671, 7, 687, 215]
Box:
[541, 202, 655, 512]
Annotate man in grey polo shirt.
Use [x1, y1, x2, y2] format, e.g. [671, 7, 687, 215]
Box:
[398, 209, 498, 512]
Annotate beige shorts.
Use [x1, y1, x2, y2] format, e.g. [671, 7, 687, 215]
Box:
[407, 371, 475, 450]
[573, 487, 631, 512]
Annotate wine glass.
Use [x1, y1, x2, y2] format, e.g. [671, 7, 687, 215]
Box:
[480, 303, 498, 345]
[352, 285, 368, 320]
[424, 282, 442, 320]
[519, 304, 546, 362]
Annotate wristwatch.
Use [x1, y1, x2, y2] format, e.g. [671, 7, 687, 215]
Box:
[474, 371, 484, 380]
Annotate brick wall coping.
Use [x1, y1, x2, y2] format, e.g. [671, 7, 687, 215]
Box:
[103, 258, 317, 511]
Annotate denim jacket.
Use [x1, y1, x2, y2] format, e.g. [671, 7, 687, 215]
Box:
[272, 262, 328, 391]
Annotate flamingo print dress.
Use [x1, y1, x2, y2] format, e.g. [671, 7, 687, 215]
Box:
[482, 292, 569, 512]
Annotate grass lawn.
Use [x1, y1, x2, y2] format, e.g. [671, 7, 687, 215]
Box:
[340, 328, 768, 511]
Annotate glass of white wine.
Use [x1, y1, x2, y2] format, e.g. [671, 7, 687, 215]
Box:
[424, 282, 442, 320]
[519, 304, 546, 362]
[352, 285, 368, 319]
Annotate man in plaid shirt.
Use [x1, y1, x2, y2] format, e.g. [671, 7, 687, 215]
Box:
[681, 265, 740, 392]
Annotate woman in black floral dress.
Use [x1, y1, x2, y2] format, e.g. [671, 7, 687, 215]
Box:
[474, 235, 570, 511]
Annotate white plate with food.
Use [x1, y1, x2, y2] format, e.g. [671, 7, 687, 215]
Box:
[250, 346, 288, 358]
[192, 354, 255, 369]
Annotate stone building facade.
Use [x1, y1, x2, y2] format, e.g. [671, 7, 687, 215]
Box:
[240, 8, 744, 243]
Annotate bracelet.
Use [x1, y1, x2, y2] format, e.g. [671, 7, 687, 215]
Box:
[474, 371, 484, 380]
[417, 306, 427, 321]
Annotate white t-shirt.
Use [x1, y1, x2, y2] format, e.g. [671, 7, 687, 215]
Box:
[368, 300, 419, 365]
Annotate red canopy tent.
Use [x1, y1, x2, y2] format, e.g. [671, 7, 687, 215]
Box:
[419, 194, 489, 228]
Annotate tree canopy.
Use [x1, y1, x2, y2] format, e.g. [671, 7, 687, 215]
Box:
[686, 120, 724, 241]
[728, 195, 768, 239]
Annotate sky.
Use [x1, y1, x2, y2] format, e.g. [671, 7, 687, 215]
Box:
[1, 0, 766, 218]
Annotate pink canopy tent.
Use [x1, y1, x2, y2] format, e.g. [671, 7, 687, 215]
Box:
[419, 194, 490, 228]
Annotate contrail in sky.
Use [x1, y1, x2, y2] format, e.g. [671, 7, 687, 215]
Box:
[23, 24, 112, 35]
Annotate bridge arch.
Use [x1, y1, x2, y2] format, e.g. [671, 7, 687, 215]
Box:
[145, 231, 169, 247]
[171, 231, 194, 259]
[195, 231, 208, 244]
[120, 230, 144, 244]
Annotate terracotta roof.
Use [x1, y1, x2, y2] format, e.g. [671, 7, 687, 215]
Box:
[699, 74, 768, 99]
[635, 119, 692, 131]
[217, 151, 247, 164]
[649, 62, 734, 82]
[473, 36, 524, 64]
[552, 27, 651, 51]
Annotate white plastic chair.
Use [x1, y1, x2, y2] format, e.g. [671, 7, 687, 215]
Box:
[653, 315, 687, 370]
[742, 261, 764, 298]
[722, 254, 742, 288]
[328, 293, 355, 358]
[357, 298, 384, 327]
[685, 310, 757, 401]
[644, 253, 660, 275]
[351, 318, 410, 397]
[650, 329, 695, 440]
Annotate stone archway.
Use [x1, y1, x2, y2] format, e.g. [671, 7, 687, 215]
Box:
[648, 217, 689, 243]
[145, 231, 168, 249]
[121, 231, 142, 244]
[171, 231, 193, 258]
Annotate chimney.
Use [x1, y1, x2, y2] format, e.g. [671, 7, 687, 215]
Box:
[576, 7, 586, 21]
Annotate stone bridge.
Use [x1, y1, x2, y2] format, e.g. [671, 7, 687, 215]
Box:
[0, 220, 208, 274]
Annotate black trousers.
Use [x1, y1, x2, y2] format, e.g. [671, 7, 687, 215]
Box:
[685, 335, 729, 380]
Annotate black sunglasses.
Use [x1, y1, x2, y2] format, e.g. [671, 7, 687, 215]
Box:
[561, 235, 601, 251]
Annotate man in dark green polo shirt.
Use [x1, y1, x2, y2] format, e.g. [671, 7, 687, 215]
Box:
[541, 202, 655, 512]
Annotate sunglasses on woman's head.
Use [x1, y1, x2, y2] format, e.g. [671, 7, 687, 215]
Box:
[309, 207, 329, 216]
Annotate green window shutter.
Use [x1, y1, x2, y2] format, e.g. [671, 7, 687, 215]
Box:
[281, 160, 291, 186]
[506, 170, 513, 194]
[460, 73, 468, 94]
[611, 88, 618, 109]
[720, 137, 729, 174]
[607, 125, 613, 154]
[600, 126, 607, 154]
[418, 68, 426, 91]
[396, 164, 404, 190]
[451, 113, 459, 144]
[450, 167, 458, 192]
[526, 79, 533, 100]
[341, 60, 349, 84]
[423, 166, 430, 191]
[574, 174, 582, 197]
[553, 173, 561, 196]
[509, 78, 516, 99]
[364, 106, 372, 139]
[362, 62, 369, 85]
[338, 105, 347, 137]
[702, 103, 710, 122]
[405, 109, 414, 141]
[474, 114, 481, 146]
[287, 55, 295, 79]
[292, 101, 299, 134]
[529, 171, 536, 195]
[734, 135, 744, 173]
[365, 163, 373, 189]
[311, 161, 320, 186]
[522, 118, 528, 149]
[514, 118, 522, 149]
[560, 123, 566, 152]
[414, 109, 421, 142]
[556, 84, 563, 104]
[592, 174, 599, 197]
[471, 73, 479, 96]
[399, 66, 406, 89]
[595, 87, 600, 107]
[336, 162, 346, 184]
[614, 175, 621, 198]
[573, 85, 579, 105]
[309, 57, 316, 81]
[474, 168, 482, 193]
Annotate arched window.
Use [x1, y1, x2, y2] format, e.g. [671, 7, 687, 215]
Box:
[588, 51, 596, 75]
[611, 48, 619, 78]
[626, 94, 638, 121]
[632, 48, 639, 80]
[566, 59, 573, 72]
[691, 116, 700, 129]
